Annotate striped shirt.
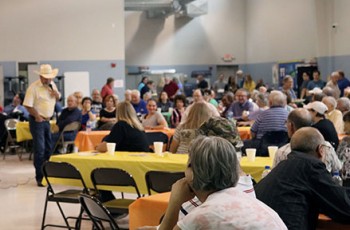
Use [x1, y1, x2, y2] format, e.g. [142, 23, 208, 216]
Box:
[251, 106, 288, 139]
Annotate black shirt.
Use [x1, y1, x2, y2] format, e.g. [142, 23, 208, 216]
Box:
[104, 120, 149, 152]
[255, 151, 350, 230]
[312, 119, 339, 150]
[98, 108, 116, 128]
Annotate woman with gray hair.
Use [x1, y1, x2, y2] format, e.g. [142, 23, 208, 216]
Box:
[159, 136, 287, 230]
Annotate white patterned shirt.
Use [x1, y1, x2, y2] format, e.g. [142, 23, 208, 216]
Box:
[273, 141, 342, 173]
[177, 187, 287, 230]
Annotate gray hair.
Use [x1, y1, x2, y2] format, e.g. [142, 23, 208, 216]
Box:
[288, 108, 312, 130]
[255, 93, 268, 107]
[322, 86, 336, 98]
[131, 89, 140, 97]
[290, 127, 324, 155]
[188, 136, 239, 191]
[337, 97, 350, 112]
[269, 90, 286, 107]
[322, 96, 337, 110]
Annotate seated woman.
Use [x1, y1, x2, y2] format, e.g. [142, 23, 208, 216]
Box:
[170, 102, 211, 153]
[96, 101, 149, 152]
[97, 95, 117, 130]
[142, 99, 168, 130]
[336, 111, 350, 187]
[157, 91, 173, 112]
[171, 94, 186, 128]
[81, 97, 96, 130]
[159, 136, 287, 230]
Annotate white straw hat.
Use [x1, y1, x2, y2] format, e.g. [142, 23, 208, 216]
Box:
[34, 64, 58, 79]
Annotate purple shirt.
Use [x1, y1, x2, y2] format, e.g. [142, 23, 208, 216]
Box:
[229, 100, 255, 120]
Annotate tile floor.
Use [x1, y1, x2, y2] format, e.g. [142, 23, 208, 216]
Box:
[0, 153, 105, 230]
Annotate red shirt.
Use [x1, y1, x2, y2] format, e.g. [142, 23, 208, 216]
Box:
[101, 84, 113, 99]
[163, 81, 179, 98]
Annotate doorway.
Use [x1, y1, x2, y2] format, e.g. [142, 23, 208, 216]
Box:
[216, 65, 239, 81]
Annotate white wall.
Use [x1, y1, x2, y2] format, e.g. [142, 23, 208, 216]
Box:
[125, 0, 246, 66]
[245, 0, 319, 63]
[333, 0, 350, 56]
[0, 0, 124, 61]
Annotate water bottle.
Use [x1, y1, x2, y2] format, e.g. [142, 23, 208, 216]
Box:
[261, 166, 271, 179]
[332, 171, 343, 186]
[227, 111, 234, 120]
[86, 120, 92, 133]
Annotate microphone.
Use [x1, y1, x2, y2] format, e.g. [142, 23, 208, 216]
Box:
[48, 84, 53, 91]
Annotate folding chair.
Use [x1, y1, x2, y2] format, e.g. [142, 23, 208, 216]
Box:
[145, 132, 169, 152]
[4, 118, 22, 160]
[41, 161, 92, 230]
[79, 194, 120, 230]
[145, 171, 185, 195]
[91, 168, 141, 215]
[52, 121, 81, 154]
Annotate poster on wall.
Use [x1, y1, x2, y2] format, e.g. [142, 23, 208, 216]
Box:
[278, 61, 303, 88]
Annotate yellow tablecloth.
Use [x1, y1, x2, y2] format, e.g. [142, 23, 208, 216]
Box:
[49, 153, 271, 194]
[16, 121, 56, 142]
[50, 152, 188, 194]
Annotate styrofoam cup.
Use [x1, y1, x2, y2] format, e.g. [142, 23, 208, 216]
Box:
[268, 146, 278, 160]
[154, 142, 163, 156]
[246, 148, 256, 162]
[106, 143, 116, 156]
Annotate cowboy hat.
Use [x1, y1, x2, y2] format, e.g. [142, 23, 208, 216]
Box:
[34, 64, 58, 79]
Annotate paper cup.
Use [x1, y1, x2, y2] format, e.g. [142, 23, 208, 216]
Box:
[268, 146, 278, 159]
[246, 148, 256, 162]
[157, 108, 162, 113]
[154, 142, 164, 156]
[106, 143, 116, 156]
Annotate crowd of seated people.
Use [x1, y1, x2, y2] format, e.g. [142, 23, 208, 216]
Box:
[2, 69, 350, 229]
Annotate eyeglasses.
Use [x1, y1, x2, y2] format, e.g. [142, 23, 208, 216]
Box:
[316, 143, 331, 153]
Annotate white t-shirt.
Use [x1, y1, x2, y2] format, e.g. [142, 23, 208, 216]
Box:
[177, 186, 287, 230]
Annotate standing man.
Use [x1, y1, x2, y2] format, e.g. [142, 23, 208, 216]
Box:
[101, 77, 114, 101]
[212, 73, 226, 100]
[337, 71, 350, 97]
[163, 77, 179, 100]
[23, 64, 61, 187]
[196, 74, 209, 89]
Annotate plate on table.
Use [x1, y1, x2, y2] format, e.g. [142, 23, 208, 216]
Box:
[78, 151, 98, 156]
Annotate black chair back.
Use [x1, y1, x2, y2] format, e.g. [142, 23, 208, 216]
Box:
[80, 194, 120, 230]
[91, 168, 141, 197]
[146, 171, 185, 195]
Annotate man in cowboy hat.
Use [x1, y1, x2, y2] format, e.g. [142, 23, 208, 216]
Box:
[23, 64, 61, 187]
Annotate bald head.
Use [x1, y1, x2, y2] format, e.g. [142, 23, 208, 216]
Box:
[289, 108, 312, 129]
[290, 127, 324, 157]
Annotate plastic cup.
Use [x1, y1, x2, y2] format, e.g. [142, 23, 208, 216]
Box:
[268, 146, 278, 160]
[154, 142, 164, 156]
[246, 148, 256, 162]
[106, 143, 116, 156]
[157, 108, 162, 113]
[168, 108, 174, 114]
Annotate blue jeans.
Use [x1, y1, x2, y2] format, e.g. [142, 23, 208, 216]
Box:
[29, 116, 52, 182]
